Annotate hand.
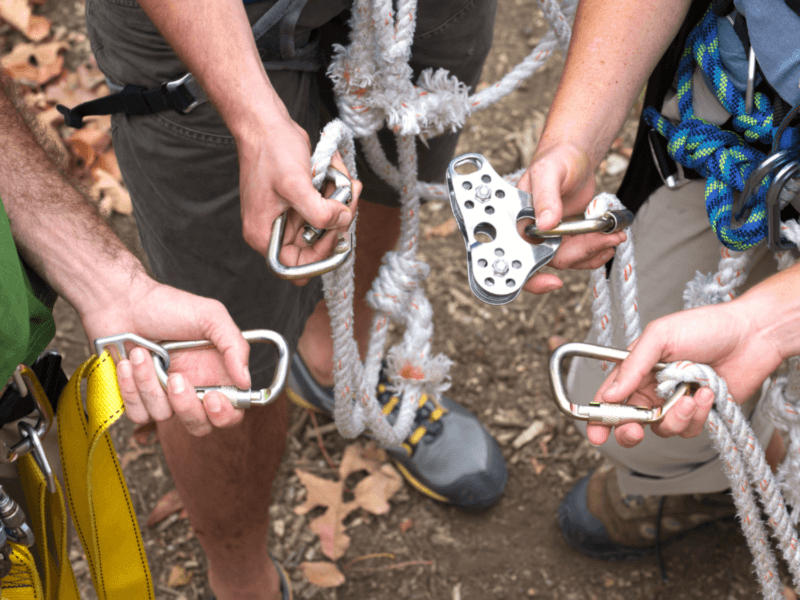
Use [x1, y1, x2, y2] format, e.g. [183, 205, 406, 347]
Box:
[586, 301, 783, 448]
[79, 275, 252, 436]
[237, 112, 360, 285]
[519, 143, 621, 294]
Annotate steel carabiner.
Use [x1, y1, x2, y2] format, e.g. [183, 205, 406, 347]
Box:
[0, 364, 56, 464]
[152, 329, 289, 409]
[95, 332, 171, 371]
[267, 165, 355, 280]
[766, 159, 800, 253]
[524, 209, 633, 238]
[549, 342, 692, 426]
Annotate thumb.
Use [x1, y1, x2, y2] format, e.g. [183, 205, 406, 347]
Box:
[197, 300, 252, 390]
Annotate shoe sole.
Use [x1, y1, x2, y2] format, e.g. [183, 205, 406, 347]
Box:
[286, 388, 452, 505]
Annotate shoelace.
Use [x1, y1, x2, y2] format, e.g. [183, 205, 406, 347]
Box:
[376, 376, 447, 456]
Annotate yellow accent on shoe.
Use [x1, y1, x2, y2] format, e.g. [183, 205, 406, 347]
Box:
[378, 383, 387, 393]
[418, 393, 428, 408]
[286, 387, 323, 412]
[382, 396, 400, 415]
[394, 462, 449, 503]
[430, 407, 444, 422]
[409, 425, 427, 445]
[401, 443, 413, 456]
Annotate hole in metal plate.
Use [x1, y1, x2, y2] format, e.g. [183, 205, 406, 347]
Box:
[473, 222, 497, 243]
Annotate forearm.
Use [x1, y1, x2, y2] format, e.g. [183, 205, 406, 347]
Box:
[136, 0, 288, 140]
[0, 79, 148, 321]
[537, 0, 691, 167]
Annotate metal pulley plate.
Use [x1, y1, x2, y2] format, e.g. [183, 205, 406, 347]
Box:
[446, 153, 561, 305]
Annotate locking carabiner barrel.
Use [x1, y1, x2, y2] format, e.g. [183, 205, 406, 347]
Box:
[267, 165, 355, 280]
[524, 210, 633, 238]
[152, 329, 289, 409]
[549, 342, 692, 426]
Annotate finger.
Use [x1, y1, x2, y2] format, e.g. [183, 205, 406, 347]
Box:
[129, 347, 174, 422]
[681, 387, 714, 438]
[586, 423, 612, 445]
[116, 359, 151, 424]
[194, 300, 251, 390]
[524, 162, 564, 231]
[549, 231, 626, 270]
[202, 391, 245, 428]
[281, 173, 353, 232]
[614, 422, 646, 448]
[650, 394, 698, 438]
[521, 272, 563, 295]
[167, 373, 213, 437]
[600, 330, 667, 404]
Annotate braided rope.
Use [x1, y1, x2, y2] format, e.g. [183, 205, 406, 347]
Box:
[644, 7, 774, 251]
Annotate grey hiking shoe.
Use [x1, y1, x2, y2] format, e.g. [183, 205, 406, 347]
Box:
[286, 353, 507, 510]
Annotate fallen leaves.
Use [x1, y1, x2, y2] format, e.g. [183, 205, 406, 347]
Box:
[146, 489, 187, 528]
[166, 564, 192, 588]
[295, 442, 406, 587]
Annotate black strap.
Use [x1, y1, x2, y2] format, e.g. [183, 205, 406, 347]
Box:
[0, 352, 66, 428]
[58, 0, 302, 128]
[786, 0, 800, 18]
[57, 83, 196, 129]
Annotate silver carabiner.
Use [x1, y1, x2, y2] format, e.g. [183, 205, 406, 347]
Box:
[524, 210, 633, 238]
[766, 160, 800, 253]
[152, 329, 289, 409]
[94, 333, 171, 371]
[267, 166, 355, 280]
[736, 149, 799, 220]
[549, 342, 692, 425]
[0, 364, 55, 464]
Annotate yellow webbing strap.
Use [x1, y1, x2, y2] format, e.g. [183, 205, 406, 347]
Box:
[56, 352, 154, 600]
[17, 453, 79, 600]
[1, 543, 42, 600]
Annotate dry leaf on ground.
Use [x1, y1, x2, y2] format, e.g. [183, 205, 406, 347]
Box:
[1, 41, 68, 85]
[147, 489, 185, 528]
[0, 0, 31, 35]
[299, 562, 346, 588]
[166, 565, 192, 587]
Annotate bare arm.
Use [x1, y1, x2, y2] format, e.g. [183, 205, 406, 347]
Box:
[135, 0, 358, 264]
[0, 79, 251, 436]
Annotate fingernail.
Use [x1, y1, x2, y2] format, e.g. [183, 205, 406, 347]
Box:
[205, 393, 221, 415]
[170, 374, 185, 394]
[242, 366, 252, 388]
[538, 209, 552, 227]
[130, 349, 145, 365]
[117, 361, 132, 379]
[697, 389, 714, 408]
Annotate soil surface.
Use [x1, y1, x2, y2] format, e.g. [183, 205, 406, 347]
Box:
[28, 0, 775, 598]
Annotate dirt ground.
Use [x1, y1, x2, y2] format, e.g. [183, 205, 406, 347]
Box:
[28, 0, 777, 598]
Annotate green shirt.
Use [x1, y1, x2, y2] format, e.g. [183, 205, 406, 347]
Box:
[0, 197, 55, 384]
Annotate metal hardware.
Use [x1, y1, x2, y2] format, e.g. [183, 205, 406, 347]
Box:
[524, 210, 633, 238]
[152, 329, 289, 409]
[164, 72, 208, 114]
[0, 365, 55, 464]
[766, 160, 800, 252]
[267, 166, 355, 279]
[736, 149, 799, 219]
[302, 167, 353, 245]
[94, 333, 171, 372]
[19, 422, 56, 494]
[0, 485, 34, 548]
[0, 528, 11, 579]
[549, 342, 693, 425]
[447, 153, 561, 305]
[648, 128, 691, 190]
[745, 46, 757, 115]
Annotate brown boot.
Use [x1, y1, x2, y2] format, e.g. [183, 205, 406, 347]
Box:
[558, 463, 737, 560]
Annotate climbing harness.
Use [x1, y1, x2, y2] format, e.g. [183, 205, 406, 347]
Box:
[151, 329, 290, 409]
[267, 164, 355, 280]
[446, 153, 561, 305]
[549, 342, 692, 425]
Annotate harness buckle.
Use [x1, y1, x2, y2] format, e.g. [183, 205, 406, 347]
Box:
[152, 329, 289, 409]
[0, 365, 55, 464]
[164, 73, 208, 114]
[447, 153, 561, 305]
[549, 342, 692, 425]
[267, 166, 354, 280]
[647, 128, 691, 190]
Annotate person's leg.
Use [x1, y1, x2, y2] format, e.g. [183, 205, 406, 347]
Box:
[85, 2, 323, 597]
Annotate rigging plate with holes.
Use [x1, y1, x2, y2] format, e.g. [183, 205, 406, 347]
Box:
[446, 153, 561, 305]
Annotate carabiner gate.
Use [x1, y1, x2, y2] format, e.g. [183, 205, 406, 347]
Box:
[549, 342, 692, 426]
[152, 329, 289, 409]
[267, 166, 354, 280]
